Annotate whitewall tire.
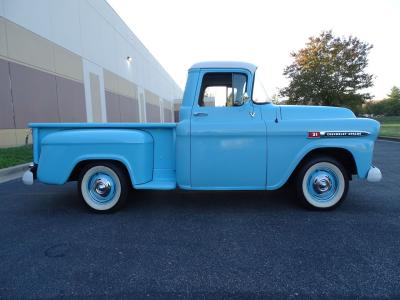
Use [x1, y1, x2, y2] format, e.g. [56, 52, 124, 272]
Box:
[78, 162, 129, 212]
[297, 157, 349, 210]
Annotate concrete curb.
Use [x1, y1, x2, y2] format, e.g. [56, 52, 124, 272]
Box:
[379, 137, 400, 142]
[0, 162, 32, 184]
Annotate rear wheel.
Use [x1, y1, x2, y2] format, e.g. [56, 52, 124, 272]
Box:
[296, 156, 349, 210]
[78, 162, 129, 212]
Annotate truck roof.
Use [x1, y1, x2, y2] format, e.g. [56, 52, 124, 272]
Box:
[190, 61, 257, 73]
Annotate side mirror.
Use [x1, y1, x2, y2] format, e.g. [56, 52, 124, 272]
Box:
[233, 92, 249, 106]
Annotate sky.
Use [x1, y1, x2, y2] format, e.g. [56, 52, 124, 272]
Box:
[107, 0, 400, 100]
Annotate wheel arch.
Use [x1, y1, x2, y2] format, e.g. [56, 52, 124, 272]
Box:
[69, 159, 133, 186]
[291, 147, 357, 181]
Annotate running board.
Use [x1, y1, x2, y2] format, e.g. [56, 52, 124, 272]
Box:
[135, 170, 176, 190]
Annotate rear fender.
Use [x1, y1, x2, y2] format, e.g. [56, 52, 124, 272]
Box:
[37, 129, 153, 186]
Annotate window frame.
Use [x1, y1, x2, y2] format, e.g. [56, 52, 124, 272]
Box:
[196, 71, 249, 108]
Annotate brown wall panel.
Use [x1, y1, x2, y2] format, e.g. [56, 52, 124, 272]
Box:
[56, 76, 86, 122]
[105, 91, 121, 122]
[173, 103, 181, 122]
[164, 108, 172, 122]
[174, 110, 179, 122]
[146, 103, 160, 122]
[10, 62, 59, 128]
[119, 95, 140, 123]
[0, 59, 15, 129]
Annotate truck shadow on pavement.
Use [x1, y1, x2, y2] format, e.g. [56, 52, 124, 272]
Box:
[121, 185, 301, 213]
[42, 181, 302, 213]
[17, 180, 374, 215]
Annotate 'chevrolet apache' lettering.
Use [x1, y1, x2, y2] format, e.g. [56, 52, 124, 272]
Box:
[22, 61, 382, 212]
[308, 131, 370, 138]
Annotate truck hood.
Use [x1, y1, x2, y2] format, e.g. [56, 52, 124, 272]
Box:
[279, 105, 356, 120]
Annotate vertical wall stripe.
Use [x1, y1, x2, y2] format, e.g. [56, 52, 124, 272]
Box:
[89, 73, 102, 122]
[53, 69, 62, 123]
[139, 86, 146, 122]
[7, 59, 16, 129]
[159, 97, 164, 122]
[82, 58, 107, 122]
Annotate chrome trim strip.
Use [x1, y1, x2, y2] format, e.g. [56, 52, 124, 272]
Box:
[319, 131, 370, 138]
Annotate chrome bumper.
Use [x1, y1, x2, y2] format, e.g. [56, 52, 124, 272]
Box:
[22, 164, 37, 185]
[367, 166, 382, 182]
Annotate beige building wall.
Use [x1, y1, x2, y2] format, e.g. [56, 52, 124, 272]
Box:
[0, 3, 182, 148]
[0, 16, 88, 147]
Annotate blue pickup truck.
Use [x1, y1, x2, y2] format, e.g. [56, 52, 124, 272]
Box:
[23, 61, 382, 212]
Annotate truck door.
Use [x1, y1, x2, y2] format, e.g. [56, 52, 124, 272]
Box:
[190, 70, 267, 189]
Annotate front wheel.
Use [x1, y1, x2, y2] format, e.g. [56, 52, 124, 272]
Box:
[78, 162, 129, 212]
[296, 156, 349, 210]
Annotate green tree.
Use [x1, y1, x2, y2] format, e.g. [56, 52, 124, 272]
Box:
[280, 30, 374, 113]
[385, 86, 400, 116]
[387, 86, 400, 101]
[362, 86, 400, 116]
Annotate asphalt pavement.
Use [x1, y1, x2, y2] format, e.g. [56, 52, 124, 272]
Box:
[0, 140, 399, 299]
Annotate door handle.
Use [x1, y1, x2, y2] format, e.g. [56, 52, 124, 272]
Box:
[193, 112, 208, 117]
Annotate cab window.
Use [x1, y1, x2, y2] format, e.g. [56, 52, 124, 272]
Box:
[198, 73, 247, 107]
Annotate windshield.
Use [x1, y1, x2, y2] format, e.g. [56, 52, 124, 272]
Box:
[252, 68, 271, 104]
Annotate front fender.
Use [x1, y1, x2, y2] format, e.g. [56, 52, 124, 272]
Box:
[267, 139, 374, 190]
[37, 129, 153, 186]
[266, 118, 379, 189]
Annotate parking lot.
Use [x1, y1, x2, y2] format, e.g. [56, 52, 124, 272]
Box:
[0, 140, 399, 299]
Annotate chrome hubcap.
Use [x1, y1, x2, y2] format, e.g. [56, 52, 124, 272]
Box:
[307, 168, 338, 202]
[87, 172, 116, 204]
[94, 178, 112, 197]
[312, 175, 332, 194]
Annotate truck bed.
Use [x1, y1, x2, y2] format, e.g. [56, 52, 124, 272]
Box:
[30, 122, 177, 189]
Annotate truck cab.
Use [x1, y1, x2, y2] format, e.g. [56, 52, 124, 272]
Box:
[176, 62, 270, 190]
[23, 61, 382, 212]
